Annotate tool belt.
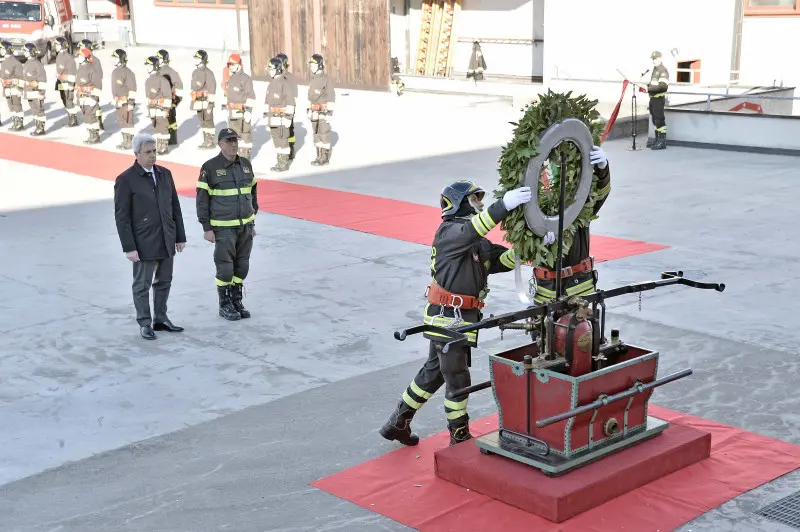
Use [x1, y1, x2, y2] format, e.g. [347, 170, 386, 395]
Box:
[269, 106, 286, 114]
[533, 257, 594, 281]
[228, 102, 245, 110]
[311, 103, 327, 111]
[426, 283, 485, 310]
[148, 98, 166, 106]
[2, 79, 17, 87]
[191, 90, 208, 101]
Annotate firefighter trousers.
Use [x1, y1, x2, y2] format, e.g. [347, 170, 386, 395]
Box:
[116, 105, 134, 133]
[149, 108, 169, 142]
[270, 124, 291, 154]
[5, 95, 23, 116]
[167, 104, 179, 145]
[311, 117, 332, 149]
[229, 117, 252, 147]
[60, 88, 77, 113]
[27, 97, 45, 122]
[197, 107, 214, 131]
[533, 270, 597, 304]
[213, 224, 254, 286]
[649, 96, 666, 134]
[399, 340, 471, 429]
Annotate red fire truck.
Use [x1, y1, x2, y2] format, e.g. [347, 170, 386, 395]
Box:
[0, 0, 73, 63]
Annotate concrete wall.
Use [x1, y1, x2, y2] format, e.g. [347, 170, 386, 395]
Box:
[739, 16, 800, 87]
[667, 87, 796, 116]
[663, 109, 800, 154]
[130, 0, 249, 51]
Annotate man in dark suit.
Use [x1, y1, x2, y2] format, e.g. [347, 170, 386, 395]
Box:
[114, 133, 187, 339]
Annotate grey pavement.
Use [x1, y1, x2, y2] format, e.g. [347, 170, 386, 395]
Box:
[1, 62, 800, 531]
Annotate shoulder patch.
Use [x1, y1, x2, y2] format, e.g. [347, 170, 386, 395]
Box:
[215, 169, 227, 176]
[243, 166, 251, 174]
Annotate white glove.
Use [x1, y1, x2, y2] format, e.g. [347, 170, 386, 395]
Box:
[543, 232, 555, 245]
[589, 145, 608, 169]
[502, 186, 532, 211]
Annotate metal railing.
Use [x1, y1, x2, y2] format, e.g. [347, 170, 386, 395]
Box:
[666, 89, 800, 112]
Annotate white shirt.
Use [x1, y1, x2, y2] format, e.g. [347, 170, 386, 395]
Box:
[142, 166, 156, 187]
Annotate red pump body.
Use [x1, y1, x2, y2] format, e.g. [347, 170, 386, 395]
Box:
[553, 312, 594, 377]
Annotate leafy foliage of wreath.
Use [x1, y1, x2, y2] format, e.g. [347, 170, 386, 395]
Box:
[493, 90, 605, 269]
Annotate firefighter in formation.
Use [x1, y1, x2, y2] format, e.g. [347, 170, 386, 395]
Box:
[647, 50, 669, 150]
[78, 40, 104, 131]
[1, 40, 24, 130]
[380, 182, 534, 446]
[191, 49, 217, 149]
[144, 55, 173, 154]
[54, 37, 79, 127]
[223, 53, 256, 159]
[274, 53, 298, 160]
[76, 47, 102, 144]
[21, 43, 47, 136]
[263, 56, 296, 172]
[111, 49, 137, 150]
[307, 53, 335, 166]
[157, 49, 183, 147]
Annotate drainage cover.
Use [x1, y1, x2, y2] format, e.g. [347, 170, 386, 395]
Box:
[756, 490, 800, 529]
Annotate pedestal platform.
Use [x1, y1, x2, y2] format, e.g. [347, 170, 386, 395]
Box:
[434, 419, 711, 523]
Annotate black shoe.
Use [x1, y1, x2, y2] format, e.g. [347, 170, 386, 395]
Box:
[448, 423, 473, 446]
[651, 131, 667, 150]
[229, 284, 250, 319]
[153, 319, 184, 332]
[217, 286, 241, 321]
[379, 402, 420, 446]
[310, 147, 323, 166]
[645, 137, 655, 148]
[68, 114, 78, 127]
[140, 325, 157, 340]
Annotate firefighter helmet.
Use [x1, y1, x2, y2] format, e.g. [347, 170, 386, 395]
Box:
[54, 36, 68, 53]
[157, 49, 170, 64]
[78, 39, 94, 51]
[194, 49, 209, 64]
[23, 42, 40, 57]
[440, 180, 485, 217]
[309, 53, 324, 70]
[227, 53, 242, 65]
[0, 41, 11, 57]
[275, 52, 289, 69]
[112, 48, 128, 65]
[145, 55, 161, 73]
[267, 57, 283, 76]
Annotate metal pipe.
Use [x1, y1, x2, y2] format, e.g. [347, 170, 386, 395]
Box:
[554, 153, 567, 298]
[535, 368, 693, 428]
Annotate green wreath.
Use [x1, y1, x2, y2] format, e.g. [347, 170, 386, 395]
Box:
[494, 90, 605, 269]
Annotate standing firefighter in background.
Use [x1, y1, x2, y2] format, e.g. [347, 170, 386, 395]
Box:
[144, 56, 172, 154]
[54, 37, 78, 127]
[1, 40, 24, 130]
[111, 49, 137, 150]
[191, 49, 217, 149]
[647, 51, 669, 150]
[76, 48, 102, 144]
[307, 54, 335, 166]
[274, 53, 298, 160]
[22, 43, 47, 136]
[157, 49, 183, 147]
[264, 57, 295, 172]
[78, 40, 104, 131]
[196, 128, 259, 322]
[379, 182, 533, 446]
[224, 53, 256, 159]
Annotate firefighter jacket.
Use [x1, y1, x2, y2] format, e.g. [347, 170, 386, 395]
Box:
[190, 65, 217, 110]
[196, 153, 258, 232]
[648, 65, 669, 97]
[423, 200, 517, 346]
[145, 73, 172, 117]
[1, 55, 23, 97]
[22, 57, 46, 100]
[76, 63, 101, 106]
[111, 65, 137, 107]
[265, 75, 295, 127]
[159, 64, 184, 102]
[225, 70, 255, 112]
[283, 71, 298, 100]
[55, 51, 77, 91]
[563, 164, 611, 269]
[91, 55, 103, 88]
[308, 72, 335, 119]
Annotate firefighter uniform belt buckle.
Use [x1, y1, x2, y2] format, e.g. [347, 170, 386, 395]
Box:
[522, 118, 594, 237]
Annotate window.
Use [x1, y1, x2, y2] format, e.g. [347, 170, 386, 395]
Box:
[154, 0, 247, 9]
[745, 0, 800, 16]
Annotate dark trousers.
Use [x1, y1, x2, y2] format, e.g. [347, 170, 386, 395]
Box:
[168, 104, 179, 145]
[213, 225, 254, 286]
[400, 340, 471, 428]
[132, 256, 174, 326]
[312, 117, 332, 148]
[649, 96, 666, 133]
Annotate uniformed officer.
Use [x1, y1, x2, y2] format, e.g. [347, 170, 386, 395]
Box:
[54, 37, 78, 127]
[274, 53, 298, 160]
[111, 49, 137, 150]
[379, 182, 533, 446]
[78, 40, 104, 130]
[224, 53, 256, 159]
[20, 43, 46, 136]
[647, 51, 669, 150]
[156, 49, 184, 146]
[196, 128, 259, 321]
[1, 40, 25, 131]
[75, 48, 102, 144]
[531, 146, 611, 305]
[144, 55, 172, 154]
[263, 57, 295, 172]
[190, 49, 217, 149]
[307, 54, 336, 166]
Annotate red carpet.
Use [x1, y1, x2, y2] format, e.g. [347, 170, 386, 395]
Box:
[311, 405, 800, 531]
[0, 132, 668, 257]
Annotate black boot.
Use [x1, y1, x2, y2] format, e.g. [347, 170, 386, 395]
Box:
[229, 284, 250, 319]
[270, 153, 290, 172]
[68, 113, 78, 127]
[317, 148, 331, 166]
[448, 421, 473, 446]
[217, 286, 241, 321]
[379, 401, 420, 446]
[30, 120, 45, 136]
[200, 132, 214, 149]
[168, 127, 178, 146]
[289, 141, 296, 160]
[310, 147, 323, 166]
[157, 138, 169, 154]
[12, 116, 23, 131]
[116, 133, 131, 150]
[645, 136, 655, 148]
[651, 131, 667, 150]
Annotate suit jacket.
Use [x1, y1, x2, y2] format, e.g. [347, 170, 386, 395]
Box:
[114, 161, 186, 261]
